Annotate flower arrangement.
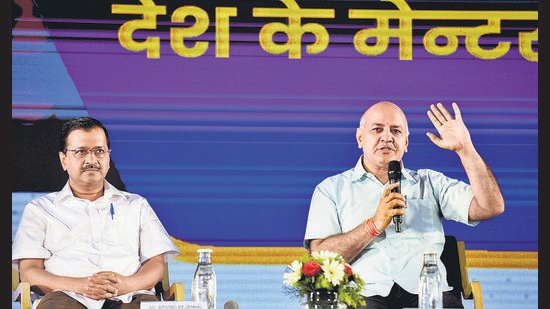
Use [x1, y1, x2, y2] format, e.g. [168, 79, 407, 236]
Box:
[283, 250, 366, 308]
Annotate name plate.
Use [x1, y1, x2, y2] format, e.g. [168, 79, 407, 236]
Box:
[140, 301, 207, 309]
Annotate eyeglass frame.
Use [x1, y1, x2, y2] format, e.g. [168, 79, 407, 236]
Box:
[64, 147, 112, 158]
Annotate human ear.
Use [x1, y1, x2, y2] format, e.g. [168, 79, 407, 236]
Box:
[356, 128, 363, 149]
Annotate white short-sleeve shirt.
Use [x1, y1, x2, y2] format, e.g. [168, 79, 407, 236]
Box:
[12, 180, 180, 308]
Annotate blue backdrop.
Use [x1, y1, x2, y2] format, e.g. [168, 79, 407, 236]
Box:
[12, 0, 538, 251]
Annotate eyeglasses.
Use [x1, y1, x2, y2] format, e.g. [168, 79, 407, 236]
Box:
[65, 147, 111, 158]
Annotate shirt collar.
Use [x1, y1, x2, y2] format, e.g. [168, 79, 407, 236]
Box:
[54, 180, 123, 203]
[351, 156, 415, 184]
[352, 156, 369, 182]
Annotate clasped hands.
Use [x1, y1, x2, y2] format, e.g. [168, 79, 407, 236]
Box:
[81, 271, 123, 300]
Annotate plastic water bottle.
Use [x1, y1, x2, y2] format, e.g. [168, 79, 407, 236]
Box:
[418, 252, 443, 309]
[192, 248, 217, 309]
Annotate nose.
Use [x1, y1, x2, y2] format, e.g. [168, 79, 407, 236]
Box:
[380, 129, 394, 143]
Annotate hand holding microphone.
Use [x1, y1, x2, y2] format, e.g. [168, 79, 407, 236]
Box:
[388, 160, 403, 232]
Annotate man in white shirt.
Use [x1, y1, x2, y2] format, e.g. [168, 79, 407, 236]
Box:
[304, 102, 504, 309]
[12, 116, 179, 309]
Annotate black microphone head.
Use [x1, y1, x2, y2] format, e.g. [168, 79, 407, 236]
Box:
[224, 300, 239, 309]
[388, 160, 401, 183]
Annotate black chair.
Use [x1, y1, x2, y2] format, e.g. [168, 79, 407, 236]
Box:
[441, 235, 483, 309]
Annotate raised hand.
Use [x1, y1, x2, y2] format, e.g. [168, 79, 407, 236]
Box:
[426, 102, 473, 153]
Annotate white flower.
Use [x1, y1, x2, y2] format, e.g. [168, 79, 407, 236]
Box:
[321, 258, 345, 286]
[283, 260, 302, 286]
[282, 250, 366, 308]
[312, 250, 339, 261]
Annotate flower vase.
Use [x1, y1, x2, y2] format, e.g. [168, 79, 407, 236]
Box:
[303, 290, 346, 309]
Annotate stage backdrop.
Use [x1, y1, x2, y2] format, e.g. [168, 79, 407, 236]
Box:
[12, 0, 537, 252]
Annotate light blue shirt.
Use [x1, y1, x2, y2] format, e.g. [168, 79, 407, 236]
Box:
[303, 156, 478, 297]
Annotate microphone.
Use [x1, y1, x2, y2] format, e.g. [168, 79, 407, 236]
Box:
[388, 160, 402, 232]
[224, 300, 239, 309]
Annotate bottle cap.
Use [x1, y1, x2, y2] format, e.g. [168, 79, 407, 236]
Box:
[197, 248, 213, 264]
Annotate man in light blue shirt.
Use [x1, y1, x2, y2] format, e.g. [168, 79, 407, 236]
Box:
[304, 101, 504, 309]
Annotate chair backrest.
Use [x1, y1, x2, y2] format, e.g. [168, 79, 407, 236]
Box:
[155, 261, 185, 301]
[155, 261, 172, 298]
[440, 235, 464, 295]
[441, 234, 483, 309]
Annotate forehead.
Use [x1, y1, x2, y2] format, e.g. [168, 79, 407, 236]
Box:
[364, 105, 407, 127]
[66, 127, 107, 146]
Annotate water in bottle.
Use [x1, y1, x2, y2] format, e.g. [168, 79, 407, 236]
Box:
[192, 248, 217, 309]
[418, 252, 442, 309]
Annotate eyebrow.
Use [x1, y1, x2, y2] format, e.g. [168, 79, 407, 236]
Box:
[67, 146, 107, 149]
[370, 123, 404, 129]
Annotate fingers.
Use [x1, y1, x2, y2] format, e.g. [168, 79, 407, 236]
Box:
[83, 288, 118, 300]
[427, 106, 442, 129]
[429, 102, 461, 123]
[387, 194, 406, 210]
[381, 184, 406, 211]
[385, 182, 400, 194]
[89, 273, 120, 295]
[428, 102, 454, 125]
[429, 103, 447, 123]
[426, 132, 441, 146]
[374, 184, 407, 231]
[83, 276, 119, 300]
[91, 272, 121, 284]
[451, 102, 462, 121]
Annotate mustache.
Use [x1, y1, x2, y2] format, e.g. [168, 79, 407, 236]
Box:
[378, 143, 396, 151]
[82, 164, 101, 171]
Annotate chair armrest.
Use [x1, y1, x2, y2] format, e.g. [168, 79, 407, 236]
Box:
[457, 240, 484, 309]
[471, 281, 483, 309]
[12, 281, 31, 309]
[162, 282, 185, 301]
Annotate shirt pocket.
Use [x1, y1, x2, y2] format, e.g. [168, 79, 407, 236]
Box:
[403, 194, 441, 233]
